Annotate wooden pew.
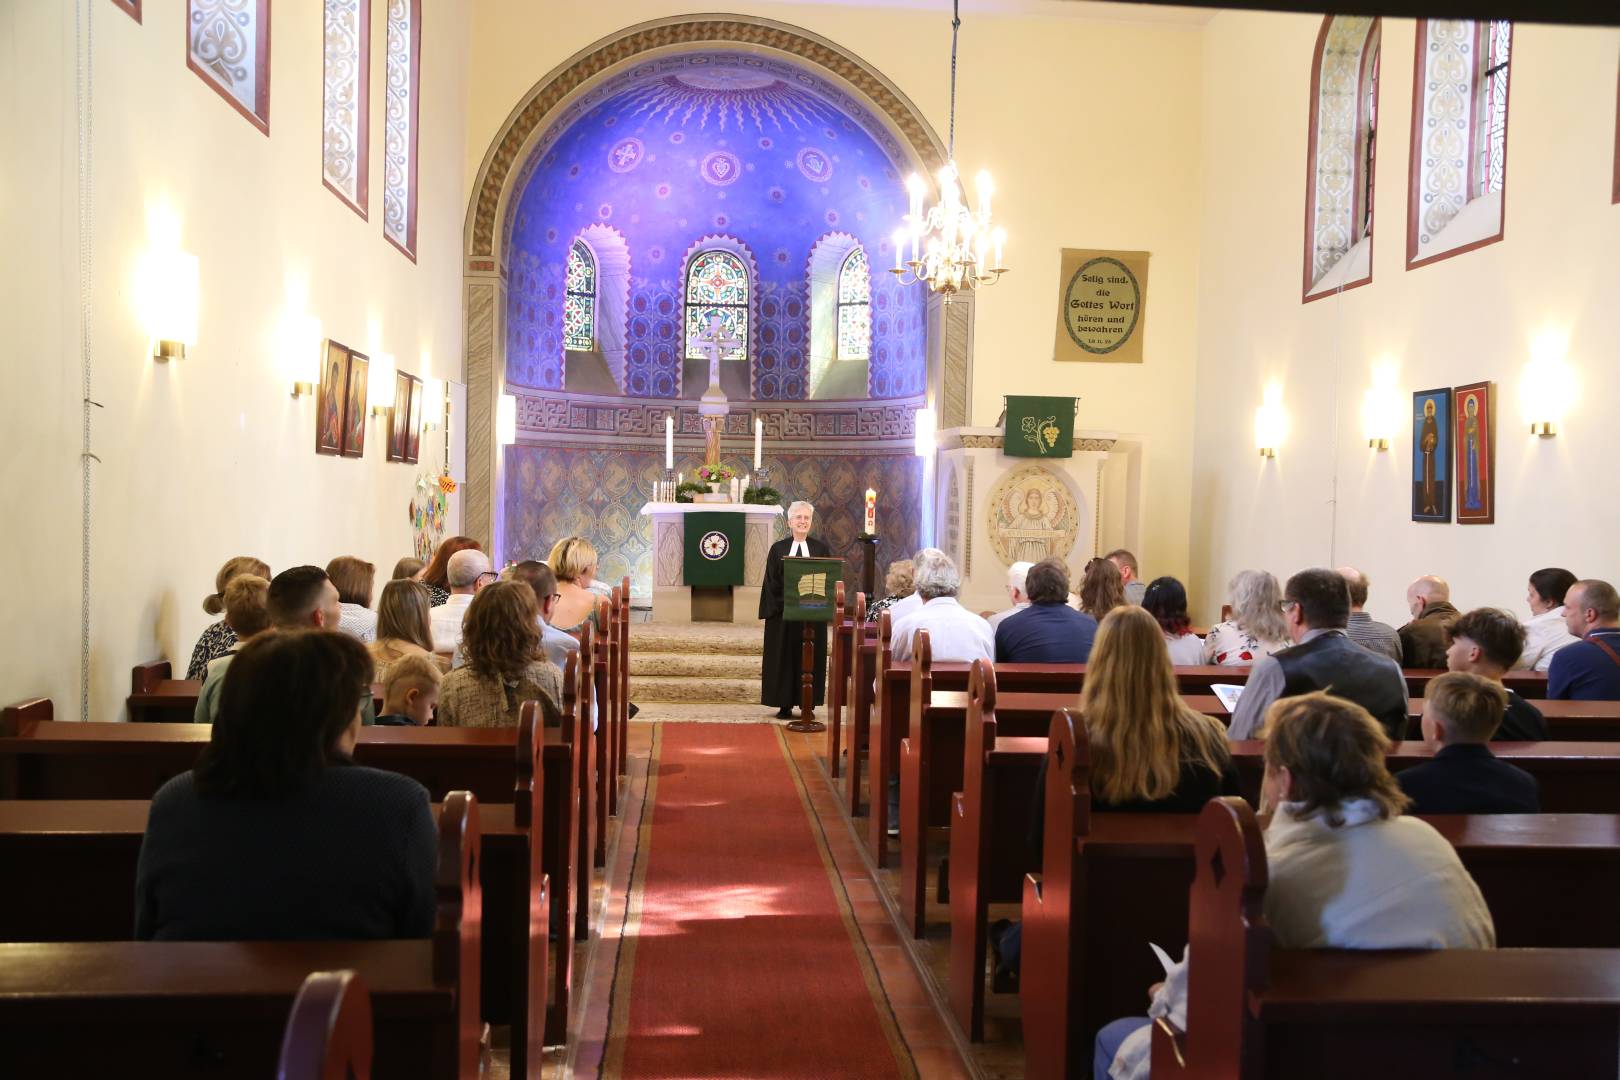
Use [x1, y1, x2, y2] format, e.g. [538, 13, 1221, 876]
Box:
[1150, 798, 1620, 1079]
[844, 604, 880, 818]
[606, 582, 623, 818]
[1180, 693, 1620, 741]
[826, 581, 848, 778]
[0, 793, 484, 1079]
[0, 711, 556, 1074]
[592, 597, 613, 868]
[946, 661, 1048, 1041]
[277, 970, 373, 1080]
[129, 661, 389, 724]
[617, 574, 631, 788]
[1019, 711, 1620, 1079]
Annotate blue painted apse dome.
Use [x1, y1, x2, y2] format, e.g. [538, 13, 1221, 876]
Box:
[506, 54, 927, 401]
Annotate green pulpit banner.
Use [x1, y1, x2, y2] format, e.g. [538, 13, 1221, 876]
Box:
[684, 512, 745, 586]
[784, 557, 844, 622]
[1004, 396, 1077, 458]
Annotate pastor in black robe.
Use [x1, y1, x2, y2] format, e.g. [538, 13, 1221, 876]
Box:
[759, 535, 832, 710]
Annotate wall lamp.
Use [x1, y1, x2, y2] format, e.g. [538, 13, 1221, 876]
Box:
[1254, 387, 1287, 459]
[369, 352, 397, 417]
[147, 250, 199, 361]
[497, 393, 517, 446]
[913, 405, 937, 457]
[1523, 331, 1574, 438]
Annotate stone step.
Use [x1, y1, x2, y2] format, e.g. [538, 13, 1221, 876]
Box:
[630, 623, 764, 656]
[628, 702, 785, 724]
[630, 652, 761, 680]
[629, 675, 760, 705]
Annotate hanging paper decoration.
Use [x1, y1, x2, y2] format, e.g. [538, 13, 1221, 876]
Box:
[410, 473, 451, 559]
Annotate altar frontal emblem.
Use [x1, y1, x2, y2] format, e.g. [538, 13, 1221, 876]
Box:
[700, 530, 731, 560]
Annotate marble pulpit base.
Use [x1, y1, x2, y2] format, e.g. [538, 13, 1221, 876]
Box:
[639, 502, 784, 624]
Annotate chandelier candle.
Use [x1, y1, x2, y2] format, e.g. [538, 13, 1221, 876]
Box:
[864, 489, 877, 535]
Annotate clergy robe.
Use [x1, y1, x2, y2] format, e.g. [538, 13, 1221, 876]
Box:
[759, 535, 832, 708]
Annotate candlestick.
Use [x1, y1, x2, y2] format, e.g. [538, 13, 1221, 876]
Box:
[864, 488, 877, 536]
[665, 416, 674, 470]
[753, 417, 763, 469]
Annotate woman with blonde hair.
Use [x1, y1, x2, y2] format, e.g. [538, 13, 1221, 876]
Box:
[866, 559, 917, 624]
[368, 579, 446, 683]
[192, 575, 272, 723]
[438, 581, 563, 728]
[546, 536, 603, 639]
[186, 556, 271, 680]
[326, 556, 378, 643]
[1202, 569, 1289, 666]
[1077, 557, 1126, 621]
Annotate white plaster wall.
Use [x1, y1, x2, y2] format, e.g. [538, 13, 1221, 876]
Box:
[0, 0, 472, 721]
[463, 0, 1206, 596]
[1192, 15, 1620, 629]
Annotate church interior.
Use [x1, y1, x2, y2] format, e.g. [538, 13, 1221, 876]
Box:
[4, 0, 1620, 1076]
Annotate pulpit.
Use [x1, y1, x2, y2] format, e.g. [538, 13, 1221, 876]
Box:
[640, 502, 784, 623]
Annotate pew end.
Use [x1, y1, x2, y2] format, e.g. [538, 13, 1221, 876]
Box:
[131, 660, 172, 696]
[1, 697, 52, 737]
[277, 970, 373, 1080]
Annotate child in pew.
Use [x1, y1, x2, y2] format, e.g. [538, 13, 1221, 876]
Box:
[1096, 692, 1494, 1080]
[192, 574, 272, 723]
[375, 653, 441, 727]
[1397, 671, 1541, 815]
[137, 631, 437, 942]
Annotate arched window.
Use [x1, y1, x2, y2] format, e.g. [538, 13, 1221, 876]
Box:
[836, 246, 871, 361]
[564, 239, 596, 352]
[1303, 16, 1380, 302]
[684, 250, 749, 361]
[1407, 19, 1511, 270]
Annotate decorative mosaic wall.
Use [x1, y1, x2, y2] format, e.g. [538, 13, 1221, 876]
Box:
[505, 51, 927, 401]
[503, 445, 924, 599]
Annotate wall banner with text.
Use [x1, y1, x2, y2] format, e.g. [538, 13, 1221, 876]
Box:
[1053, 248, 1150, 364]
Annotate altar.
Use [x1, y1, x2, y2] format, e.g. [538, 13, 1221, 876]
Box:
[640, 502, 784, 623]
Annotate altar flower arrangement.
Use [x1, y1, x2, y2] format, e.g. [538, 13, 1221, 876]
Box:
[696, 463, 737, 483]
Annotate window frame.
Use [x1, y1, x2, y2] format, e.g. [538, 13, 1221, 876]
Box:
[834, 245, 872, 362]
[186, 0, 272, 135]
[382, 0, 422, 262]
[321, 0, 371, 220]
[564, 238, 597, 353]
[683, 249, 751, 364]
[1301, 15, 1382, 304]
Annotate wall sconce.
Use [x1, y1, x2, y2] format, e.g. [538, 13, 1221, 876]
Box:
[1361, 379, 1400, 451]
[496, 393, 516, 446]
[1254, 387, 1287, 459]
[913, 406, 937, 457]
[1522, 330, 1575, 438]
[368, 352, 397, 416]
[283, 314, 323, 397]
[146, 250, 199, 361]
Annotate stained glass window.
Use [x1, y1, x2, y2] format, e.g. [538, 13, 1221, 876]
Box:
[836, 246, 871, 361]
[1477, 21, 1511, 197]
[565, 239, 596, 352]
[1361, 44, 1379, 237]
[684, 251, 748, 360]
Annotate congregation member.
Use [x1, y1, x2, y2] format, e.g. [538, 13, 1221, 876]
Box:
[326, 556, 378, 642]
[185, 555, 270, 679]
[1399, 575, 1460, 669]
[429, 548, 495, 656]
[1096, 692, 1495, 1080]
[1399, 672, 1540, 814]
[1141, 577, 1204, 665]
[548, 536, 607, 637]
[987, 561, 1033, 629]
[1077, 556, 1127, 621]
[502, 560, 581, 671]
[420, 535, 482, 606]
[889, 548, 994, 664]
[392, 556, 424, 581]
[994, 558, 1097, 663]
[1228, 568, 1408, 740]
[1201, 569, 1288, 666]
[1548, 579, 1620, 701]
[759, 503, 833, 719]
[374, 653, 442, 727]
[992, 605, 1238, 985]
[190, 575, 271, 723]
[368, 579, 445, 683]
[438, 580, 563, 728]
[866, 558, 919, 625]
[195, 565, 350, 724]
[1444, 607, 1546, 740]
[1105, 549, 1147, 605]
[1517, 566, 1580, 671]
[1338, 565, 1403, 663]
[137, 631, 437, 941]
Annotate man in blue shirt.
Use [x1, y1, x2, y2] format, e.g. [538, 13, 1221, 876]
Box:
[995, 558, 1097, 663]
[1548, 579, 1620, 701]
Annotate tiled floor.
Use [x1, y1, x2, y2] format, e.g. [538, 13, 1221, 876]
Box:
[562, 720, 986, 1079]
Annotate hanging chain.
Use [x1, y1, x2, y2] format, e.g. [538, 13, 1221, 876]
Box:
[948, 0, 961, 160]
[76, 0, 96, 722]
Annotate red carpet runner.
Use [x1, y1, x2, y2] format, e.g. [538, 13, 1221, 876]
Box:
[605, 723, 912, 1078]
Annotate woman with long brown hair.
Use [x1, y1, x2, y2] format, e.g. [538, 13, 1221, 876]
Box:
[1077, 556, 1126, 622]
[419, 536, 481, 607]
[368, 579, 446, 683]
[437, 581, 562, 728]
[326, 556, 378, 642]
[186, 556, 272, 680]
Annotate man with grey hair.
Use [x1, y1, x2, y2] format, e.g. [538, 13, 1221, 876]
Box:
[1399, 575, 1459, 669]
[889, 548, 995, 663]
[1337, 566, 1402, 663]
[988, 561, 1034, 630]
[760, 500, 832, 719]
[430, 547, 494, 655]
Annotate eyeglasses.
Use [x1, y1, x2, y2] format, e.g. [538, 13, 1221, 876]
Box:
[1281, 600, 1300, 612]
[477, 571, 499, 586]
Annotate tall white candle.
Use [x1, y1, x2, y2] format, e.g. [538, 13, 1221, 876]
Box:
[753, 417, 763, 469]
[864, 489, 877, 535]
[665, 416, 674, 470]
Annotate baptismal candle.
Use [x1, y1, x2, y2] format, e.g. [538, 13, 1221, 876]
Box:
[864, 489, 877, 535]
[753, 418, 763, 469]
